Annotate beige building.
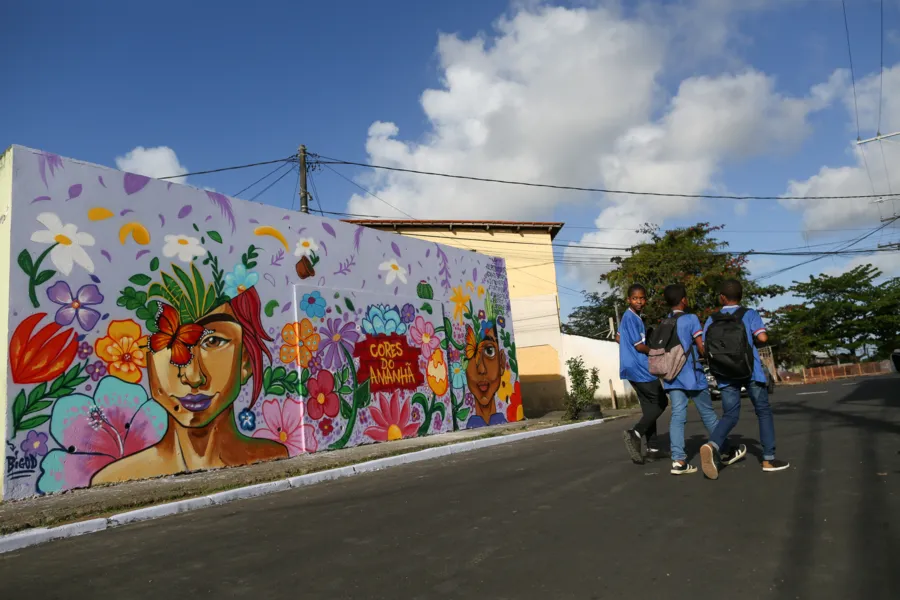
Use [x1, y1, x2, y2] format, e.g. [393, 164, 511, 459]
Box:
[345, 220, 569, 414]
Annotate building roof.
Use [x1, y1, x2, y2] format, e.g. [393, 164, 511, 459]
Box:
[342, 219, 565, 240]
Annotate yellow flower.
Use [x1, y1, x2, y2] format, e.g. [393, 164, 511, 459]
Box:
[95, 320, 148, 383]
[449, 285, 471, 324]
[477, 285, 485, 298]
[426, 349, 449, 396]
[465, 281, 475, 292]
[497, 369, 513, 402]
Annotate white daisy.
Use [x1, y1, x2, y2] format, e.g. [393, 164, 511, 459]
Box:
[30, 213, 95, 275]
[379, 258, 407, 285]
[162, 234, 205, 262]
[294, 237, 319, 258]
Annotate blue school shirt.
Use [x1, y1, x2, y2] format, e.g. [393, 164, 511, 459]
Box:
[702, 305, 767, 387]
[662, 311, 706, 392]
[618, 308, 655, 383]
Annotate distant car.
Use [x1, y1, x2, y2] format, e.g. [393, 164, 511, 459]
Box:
[703, 360, 775, 399]
[892, 349, 900, 372]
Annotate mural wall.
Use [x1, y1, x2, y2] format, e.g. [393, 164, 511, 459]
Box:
[1, 146, 521, 501]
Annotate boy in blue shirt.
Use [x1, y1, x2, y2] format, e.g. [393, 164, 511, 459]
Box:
[700, 279, 791, 479]
[661, 284, 747, 475]
[617, 284, 667, 464]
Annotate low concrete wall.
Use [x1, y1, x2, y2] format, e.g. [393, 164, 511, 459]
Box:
[520, 374, 567, 417]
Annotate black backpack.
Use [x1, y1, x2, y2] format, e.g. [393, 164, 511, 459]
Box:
[647, 313, 687, 381]
[705, 308, 754, 380]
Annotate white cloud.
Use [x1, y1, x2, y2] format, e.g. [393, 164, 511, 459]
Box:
[115, 146, 188, 182]
[345, 2, 829, 289]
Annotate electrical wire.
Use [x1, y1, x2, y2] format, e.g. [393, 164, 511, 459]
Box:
[291, 166, 300, 211]
[308, 169, 325, 216]
[321, 162, 418, 219]
[232, 160, 294, 197]
[159, 156, 296, 180]
[880, 0, 885, 134]
[843, 0, 863, 140]
[248, 165, 298, 202]
[312, 154, 899, 202]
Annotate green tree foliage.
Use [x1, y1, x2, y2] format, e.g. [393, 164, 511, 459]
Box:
[768, 264, 900, 365]
[564, 223, 784, 332]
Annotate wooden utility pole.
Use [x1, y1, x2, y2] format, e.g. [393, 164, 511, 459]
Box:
[299, 145, 309, 214]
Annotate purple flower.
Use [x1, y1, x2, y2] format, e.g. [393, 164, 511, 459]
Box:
[308, 354, 323, 375]
[21, 430, 49, 457]
[85, 360, 107, 382]
[46, 281, 104, 331]
[449, 348, 461, 363]
[77, 341, 93, 360]
[478, 309, 486, 321]
[318, 317, 361, 370]
[400, 303, 416, 324]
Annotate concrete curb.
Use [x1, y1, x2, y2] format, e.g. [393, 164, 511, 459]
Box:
[0, 418, 607, 555]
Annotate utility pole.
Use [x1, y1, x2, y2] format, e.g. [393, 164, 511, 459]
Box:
[613, 303, 620, 331]
[298, 145, 309, 214]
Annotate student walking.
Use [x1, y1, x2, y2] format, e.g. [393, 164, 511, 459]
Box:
[700, 279, 791, 479]
[653, 285, 747, 475]
[617, 284, 668, 464]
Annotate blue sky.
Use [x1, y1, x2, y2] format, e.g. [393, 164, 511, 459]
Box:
[2, 0, 898, 318]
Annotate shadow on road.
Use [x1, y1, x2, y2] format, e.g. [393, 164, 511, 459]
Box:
[835, 375, 900, 408]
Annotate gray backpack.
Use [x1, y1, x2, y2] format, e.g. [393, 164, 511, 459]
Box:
[647, 313, 688, 382]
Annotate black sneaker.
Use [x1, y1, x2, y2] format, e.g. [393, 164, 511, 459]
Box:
[720, 444, 748, 466]
[699, 443, 720, 480]
[646, 448, 668, 460]
[762, 459, 791, 472]
[670, 461, 697, 475]
[623, 429, 644, 464]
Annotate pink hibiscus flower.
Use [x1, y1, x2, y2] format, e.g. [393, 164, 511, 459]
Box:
[364, 390, 419, 442]
[408, 315, 440, 358]
[306, 370, 339, 420]
[253, 398, 317, 456]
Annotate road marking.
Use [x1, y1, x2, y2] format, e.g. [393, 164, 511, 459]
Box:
[797, 391, 829, 396]
[842, 382, 858, 386]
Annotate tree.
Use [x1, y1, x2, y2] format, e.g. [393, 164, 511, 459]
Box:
[767, 264, 900, 365]
[564, 223, 784, 331]
[561, 291, 619, 339]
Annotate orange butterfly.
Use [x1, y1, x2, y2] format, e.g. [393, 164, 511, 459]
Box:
[149, 304, 206, 367]
[464, 325, 477, 361]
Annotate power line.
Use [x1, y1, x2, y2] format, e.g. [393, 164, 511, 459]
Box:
[320, 162, 418, 219]
[291, 165, 300, 211]
[880, 0, 886, 134]
[159, 156, 296, 180]
[308, 169, 325, 216]
[232, 160, 294, 197]
[248, 165, 298, 202]
[312, 154, 899, 202]
[842, 0, 863, 140]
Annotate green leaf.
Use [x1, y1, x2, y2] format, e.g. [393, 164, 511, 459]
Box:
[116, 297, 129, 308]
[28, 383, 47, 407]
[353, 378, 371, 408]
[273, 366, 286, 381]
[268, 384, 286, 396]
[299, 383, 307, 396]
[440, 339, 448, 350]
[455, 407, 470, 422]
[200, 237, 206, 244]
[171, 265, 198, 315]
[192, 223, 199, 232]
[339, 385, 352, 396]
[150, 257, 160, 271]
[34, 270, 55, 285]
[264, 300, 279, 318]
[285, 370, 299, 383]
[17, 250, 34, 275]
[335, 306, 342, 315]
[433, 401, 446, 420]
[301, 369, 310, 384]
[17, 414, 50, 431]
[125, 298, 143, 311]
[202, 284, 218, 315]
[135, 307, 152, 320]
[129, 274, 152, 286]
[12, 390, 26, 424]
[344, 298, 355, 312]
[340, 399, 353, 420]
[420, 302, 433, 315]
[263, 367, 273, 389]
[207, 231, 223, 243]
[23, 400, 53, 416]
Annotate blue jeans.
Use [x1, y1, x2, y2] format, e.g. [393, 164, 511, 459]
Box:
[668, 388, 719, 462]
[709, 381, 776, 461]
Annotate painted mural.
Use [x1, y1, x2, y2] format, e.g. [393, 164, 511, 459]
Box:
[1, 146, 521, 500]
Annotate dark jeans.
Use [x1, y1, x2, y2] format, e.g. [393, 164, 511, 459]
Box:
[630, 380, 668, 450]
[709, 381, 776, 460]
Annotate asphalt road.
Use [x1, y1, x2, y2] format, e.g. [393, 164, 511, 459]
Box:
[2, 375, 898, 599]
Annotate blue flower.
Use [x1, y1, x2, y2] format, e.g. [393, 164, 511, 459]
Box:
[480, 319, 495, 339]
[361, 304, 407, 337]
[238, 409, 256, 431]
[301, 290, 327, 318]
[450, 361, 466, 389]
[400, 303, 416, 324]
[223, 264, 259, 298]
[497, 315, 506, 328]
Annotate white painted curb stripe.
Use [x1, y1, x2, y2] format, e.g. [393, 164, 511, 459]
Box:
[0, 418, 606, 555]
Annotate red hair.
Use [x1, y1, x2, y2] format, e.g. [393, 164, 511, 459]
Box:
[229, 287, 273, 407]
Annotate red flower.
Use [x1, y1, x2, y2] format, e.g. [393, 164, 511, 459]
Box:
[306, 370, 339, 420]
[506, 381, 524, 423]
[319, 418, 334, 436]
[9, 313, 78, 384]
[364, 389, 419, 442]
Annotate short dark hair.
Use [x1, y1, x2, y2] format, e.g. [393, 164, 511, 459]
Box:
[664, 284, 687, 308]
[720, 279, 743, 302]
[627, 283, 646, 297]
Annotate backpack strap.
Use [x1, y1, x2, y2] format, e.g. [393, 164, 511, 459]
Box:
[733, 307, 749, 321]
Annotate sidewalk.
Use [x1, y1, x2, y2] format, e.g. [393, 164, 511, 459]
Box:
[0, 408, 638, 535]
